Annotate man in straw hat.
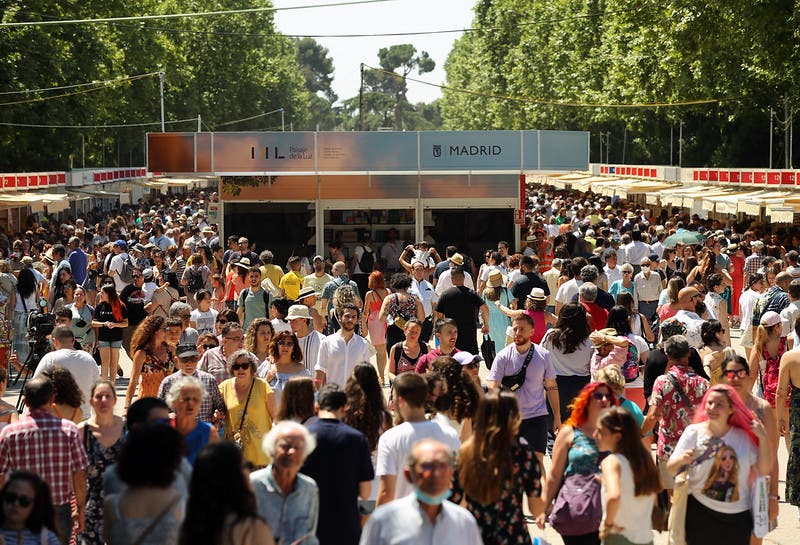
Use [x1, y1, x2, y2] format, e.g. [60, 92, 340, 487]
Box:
[434, 253, 474, 296]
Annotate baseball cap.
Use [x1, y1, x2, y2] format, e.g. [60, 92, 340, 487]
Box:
[176, 344, 199, 358]
[114, 240, 127, 249]
[452, 352, 482, 366]
[312, 255, 324, 262]
[760, 311, 781, 328]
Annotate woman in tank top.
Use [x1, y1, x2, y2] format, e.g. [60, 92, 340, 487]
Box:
[388, 318, 428, 382]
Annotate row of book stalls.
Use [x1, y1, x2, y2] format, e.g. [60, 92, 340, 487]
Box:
[0, 168, 217, 234]
[530, 163, 800, 225]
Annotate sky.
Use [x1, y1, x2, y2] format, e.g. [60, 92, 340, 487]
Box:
[273, 0, 476, 105]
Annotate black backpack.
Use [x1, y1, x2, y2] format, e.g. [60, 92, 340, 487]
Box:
[358, 246, 375, 272]
[187, 268, 204, 293]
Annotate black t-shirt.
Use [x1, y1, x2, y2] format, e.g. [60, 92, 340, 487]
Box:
[300, 419, 374, 545]
[95, 301, 128, 342]
[511, 272, 550, 308]
[120, 284, 147, 326]
[437, 285, 484, 354]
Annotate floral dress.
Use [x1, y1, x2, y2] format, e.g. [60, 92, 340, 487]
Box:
[138, 348, 175, 399]
[79, 426, 127, 545]
[452, 439, 541, 545]
[787, 385, 800, 507]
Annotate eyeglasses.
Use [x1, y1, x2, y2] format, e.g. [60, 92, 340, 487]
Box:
[131, 275, 142, 279]
[230, 362, 251, 371]
[3, 492, 33, 508]
[622, 271, 632, 275]
[415, 461, 452, 473]
[201, 344, 217, 350]
[278, 341, 295, 347]
[723, 369, 748, 379]
[591, 391, 612, 401]
[226, 335, 243, 342]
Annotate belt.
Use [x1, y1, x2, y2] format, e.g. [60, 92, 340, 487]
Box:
[639, 300, 657, 304]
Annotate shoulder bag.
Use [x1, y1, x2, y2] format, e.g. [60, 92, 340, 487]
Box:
[549, 431, 602, 537]
[233, 380, 255, 449]
[501, 346, 534, 392]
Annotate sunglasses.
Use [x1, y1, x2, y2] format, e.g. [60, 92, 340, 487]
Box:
[4, 492, 33, 508]
[201, 344, 217, 350]
[591, 392, 612, 401]
[230, 362, 251, 371]
[278, 341, 295, 347]
[723, 369, 748, 379]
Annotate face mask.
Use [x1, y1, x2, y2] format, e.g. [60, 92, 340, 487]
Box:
[414, 487, 452, 506]
[641, 266, 650, 272]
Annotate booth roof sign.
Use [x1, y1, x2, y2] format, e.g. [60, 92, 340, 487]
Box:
[147, 130, 589, 175]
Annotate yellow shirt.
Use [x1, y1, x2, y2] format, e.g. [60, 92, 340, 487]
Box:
[260, 264, 284, 288]
[279, 270, 304, 301]
[220, 377, 273, 467]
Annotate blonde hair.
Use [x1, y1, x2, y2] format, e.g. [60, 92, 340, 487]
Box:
[753, 323, 781, 353]
[595, 364, 625, 395]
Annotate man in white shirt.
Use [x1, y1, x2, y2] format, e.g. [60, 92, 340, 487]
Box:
[33, 326, 99, 419]
[315, 303, 372, 387]
[288, 305, 325, 374]
[554, 258, 585, 315]
[435, 254, 474, 296]
[623, 230, 650, 274]
[650, 232, 666, 259]
[603, 250, 622, 287]
[542, 258, 562, 313]
[361, 438, 481, 545]
[408, 259, 437, 343]
[633, 257, 664, 323]
[374, 373, 460, 506]
[108, 240, 132, 293]
[781, 279, 800, 349]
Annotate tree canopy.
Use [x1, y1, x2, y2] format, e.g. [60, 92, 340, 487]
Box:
[0, 0, 309, 171]
[442, 0, 800, 167]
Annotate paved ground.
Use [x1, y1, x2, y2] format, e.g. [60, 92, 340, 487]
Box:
[4, 328, 797, 544]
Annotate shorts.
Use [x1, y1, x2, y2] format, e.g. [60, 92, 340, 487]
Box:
[98, 340, 122, 349]
[519, 414, 548, 454]
[657, 456, 675, 489]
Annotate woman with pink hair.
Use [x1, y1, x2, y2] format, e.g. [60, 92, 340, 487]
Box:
[667, 384, 772, 545]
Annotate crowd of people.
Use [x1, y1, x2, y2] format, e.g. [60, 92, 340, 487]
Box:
[0, 186, 795, 545]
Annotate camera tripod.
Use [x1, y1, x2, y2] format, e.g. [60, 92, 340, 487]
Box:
[13, 337, 51, 412]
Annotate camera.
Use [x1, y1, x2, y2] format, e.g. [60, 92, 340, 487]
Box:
[26, 312, 55, 340]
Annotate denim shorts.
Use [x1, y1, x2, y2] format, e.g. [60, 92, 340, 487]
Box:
[97, 340, 122, 349]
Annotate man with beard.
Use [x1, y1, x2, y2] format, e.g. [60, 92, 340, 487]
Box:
[487, 314, 560, 474]
[237, 266, 271, 332]
[303, 255, 333, 325]
[315, 303, 371, 388]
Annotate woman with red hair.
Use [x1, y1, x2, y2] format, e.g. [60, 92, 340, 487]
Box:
[362, 270, 389, 385]
[536, 382, 617, 545]
[668, 384, 771, 545]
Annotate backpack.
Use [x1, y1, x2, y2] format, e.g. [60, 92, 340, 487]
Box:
[357, 246, 375, 273]
[118, 255, 134, 284]
[620, 340, 640, 383]
[332, 280, 358, 314]
[187, 268, 205, 293]
[240, 287, 270, 315]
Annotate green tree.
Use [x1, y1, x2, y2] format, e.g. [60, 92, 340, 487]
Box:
[294, 38, 337, 130]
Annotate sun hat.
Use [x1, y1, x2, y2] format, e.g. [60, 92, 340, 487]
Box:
[486, 270, 505, 288]
[286, 305, 312, 320]
[527, 287, 546, 301]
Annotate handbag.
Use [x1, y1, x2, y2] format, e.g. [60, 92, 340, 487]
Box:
[549, 472, 602, 536]
[501, 346, 535, 392]
[234, 380, 255, 449]
[652, 488, 670, 532]
[481, 333, 496, 371]
[668, 472, 689, 545]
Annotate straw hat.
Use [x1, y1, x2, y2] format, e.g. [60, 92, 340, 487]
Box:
[486, 270, 506, 288]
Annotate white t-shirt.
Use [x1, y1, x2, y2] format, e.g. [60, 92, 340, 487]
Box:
[353, 245, 374, 275]
[190, 308, 218, 335]
[375, 419, 460, 500]
[555, 279, 583, 305]
[109, 252, 131, 292]
[540, 332, 593, 376]
[34, 349, 100, 418]
[670, 424, 757, 514]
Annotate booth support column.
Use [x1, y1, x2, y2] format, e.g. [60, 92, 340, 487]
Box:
[315, 175, 324, 254]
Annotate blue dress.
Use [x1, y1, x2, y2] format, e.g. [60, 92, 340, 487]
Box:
[483, 289, 511, 353]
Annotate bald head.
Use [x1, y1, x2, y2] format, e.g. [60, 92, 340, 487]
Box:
[776, 271, 792, 289]
[332, 261, 346, 276]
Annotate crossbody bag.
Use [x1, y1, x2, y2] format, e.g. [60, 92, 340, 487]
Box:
[501, 346, 535, 392]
